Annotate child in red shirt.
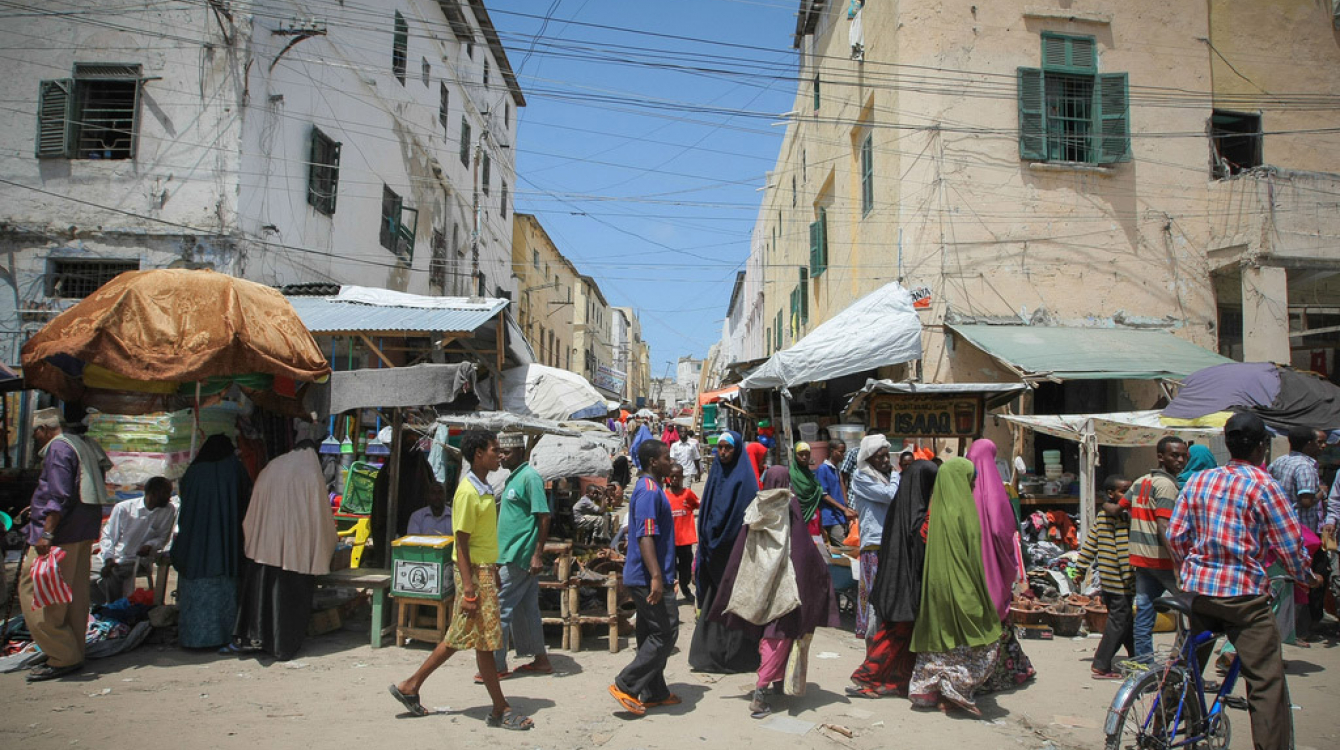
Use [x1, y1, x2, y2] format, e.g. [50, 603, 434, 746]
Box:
[664, 463, 699, 601]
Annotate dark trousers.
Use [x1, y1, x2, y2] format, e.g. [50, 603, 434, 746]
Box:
[615, 586, 680, 703]
[674, 545, 694, 599]
[1297, 548, 1329, 638]
[1190, 594, 1293, 750]
[1093, 591, 1135, 672]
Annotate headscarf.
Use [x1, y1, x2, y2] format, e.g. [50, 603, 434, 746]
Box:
[909, 458, 1003, 653]
[870, 460, 937, 623]
[696, 430, 759, 560]
[967, 438, 1019, 622]
[761, 464, 790, 491]
[790, 443, 824, 522]
[855, 434, 892, 484]
[661, 423, 680, 444]
[629, 423, 653, 468]
[1178, 444, 1217, 488]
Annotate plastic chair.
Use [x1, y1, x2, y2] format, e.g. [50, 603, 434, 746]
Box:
[336, 517, 371, 568]
[339, 461, 379, 516]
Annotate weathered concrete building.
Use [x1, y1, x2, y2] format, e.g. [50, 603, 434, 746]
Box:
[611, 306, 652, 407]
[0, 0, 523, 362]
[512, 213, 581, 371]
[727, 1, 1340, 416]
[573, 275, 615, 399]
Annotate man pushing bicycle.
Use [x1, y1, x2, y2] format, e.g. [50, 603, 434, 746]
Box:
[1167, 412, 1323, 750]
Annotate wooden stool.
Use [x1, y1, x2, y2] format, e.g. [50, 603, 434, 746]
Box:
[566, 572, 621, 653]
[395, 595, 453, 647]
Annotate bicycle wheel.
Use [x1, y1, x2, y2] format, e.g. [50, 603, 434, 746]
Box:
[1104, 665, 1204, 750]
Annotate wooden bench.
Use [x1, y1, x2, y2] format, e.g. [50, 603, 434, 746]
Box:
[315, 567, 393, 648]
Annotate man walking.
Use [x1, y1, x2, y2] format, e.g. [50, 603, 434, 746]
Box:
[609, 438, 679, 716]
[670, 429, 701, 486]
[1123, 435, 1188, 658]
[490, 433, 553, 679]
[816, 439, 854, 545]
[20, 408, 110, 682]
[388, 430, 533, 731]
[1268, 425, 1329, 641]
[1169, 413, 1321, 750]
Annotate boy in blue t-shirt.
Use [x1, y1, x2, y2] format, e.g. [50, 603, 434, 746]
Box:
[609, 438, 679, 716]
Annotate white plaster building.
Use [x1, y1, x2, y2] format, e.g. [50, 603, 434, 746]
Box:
[0, 0, 523, 362]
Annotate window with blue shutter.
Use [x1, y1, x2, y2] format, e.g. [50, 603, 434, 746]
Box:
[1017, 33, 1128, 165]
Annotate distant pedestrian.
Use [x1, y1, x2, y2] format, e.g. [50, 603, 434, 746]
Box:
[664, 463, 700, 601]
[1074, 476, 1136, 679]
[670, 429, 702, 485]
[609, 438, 680, 716]
[1268, 425, 1332, 641]
[388, 430, 533, 731]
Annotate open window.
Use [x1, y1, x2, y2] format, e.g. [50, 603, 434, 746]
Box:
[1210, 110, 1262, 179]
[36, 63, 144, 160]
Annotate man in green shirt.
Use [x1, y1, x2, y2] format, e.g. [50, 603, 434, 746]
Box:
[490, 432, 553, 678]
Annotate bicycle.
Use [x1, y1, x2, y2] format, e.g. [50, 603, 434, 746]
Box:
[1102, 575, 1294, 750]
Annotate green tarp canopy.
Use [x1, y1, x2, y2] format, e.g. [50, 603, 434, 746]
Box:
[948, 324, 1232, 381]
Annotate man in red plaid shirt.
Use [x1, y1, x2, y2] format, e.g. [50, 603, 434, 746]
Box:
[1168, 413, 1323, 750]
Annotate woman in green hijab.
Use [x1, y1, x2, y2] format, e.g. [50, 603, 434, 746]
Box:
[908, 457, 1002, 716]
[790, 442, 826, 536]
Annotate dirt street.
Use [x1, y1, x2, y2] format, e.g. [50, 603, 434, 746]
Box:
[3, 596, 1338, 750]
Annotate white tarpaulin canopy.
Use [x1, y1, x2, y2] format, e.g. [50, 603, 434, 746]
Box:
[742, 281, 922, 389]
[530, 434, 614, 480]
[492, 364, 609, 421]
[995, 410, 1222, 536]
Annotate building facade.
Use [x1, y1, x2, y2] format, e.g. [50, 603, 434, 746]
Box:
[0, 0, 523, 362]
[728, 0, 1340, 389]
[612, 306, 652, 406]
[512, 213, 580, 371]
[573, 275, 615, 398]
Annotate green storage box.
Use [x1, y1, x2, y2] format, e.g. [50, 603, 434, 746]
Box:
[391, 536, 455, 599]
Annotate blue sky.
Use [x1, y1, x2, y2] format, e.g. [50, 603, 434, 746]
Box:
[488, 1, 799, 379]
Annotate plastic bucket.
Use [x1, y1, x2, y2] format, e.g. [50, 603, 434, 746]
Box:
[808, 442, 828, 469]
[828, 423, 865, 448]
[798, 422, 820, 443]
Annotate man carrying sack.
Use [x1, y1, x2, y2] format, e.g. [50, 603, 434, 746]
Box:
[19, 407, 112, 682]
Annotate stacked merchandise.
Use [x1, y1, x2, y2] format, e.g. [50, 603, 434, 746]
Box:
[87, 403, 240, 486]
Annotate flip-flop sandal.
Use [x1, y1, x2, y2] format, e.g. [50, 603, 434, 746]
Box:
[26, 663, 82, 682]
[1091, 671, 1124, 680]
[608, 684, 646, 716]
[473, 670, 513, 684]
[486, 709, 533, 731]
[845, 685, 884, 698]
[644, 694, 681, 707]
[387, 684, 429, 716]
[513, 662, 554, 675]
[749, 702, 772, 719]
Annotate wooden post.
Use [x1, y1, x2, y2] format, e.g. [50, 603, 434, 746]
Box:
[385, 408, 403, 559]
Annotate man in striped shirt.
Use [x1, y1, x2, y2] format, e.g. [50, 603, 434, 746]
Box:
[1169, 413, 1321, 750]
[1122, 435, 1188, 658]
[1267, 425, 1330, 641]
[1075, 476, 1135, 678]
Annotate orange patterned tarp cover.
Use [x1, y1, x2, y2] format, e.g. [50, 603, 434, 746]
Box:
[21, 269, 330, 400]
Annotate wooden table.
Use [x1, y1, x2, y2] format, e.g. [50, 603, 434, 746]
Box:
[315, 567, 393, 648]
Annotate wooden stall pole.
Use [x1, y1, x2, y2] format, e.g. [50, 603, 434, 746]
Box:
[385, 408, 403, 558]
[1078, 422, 1097, 539]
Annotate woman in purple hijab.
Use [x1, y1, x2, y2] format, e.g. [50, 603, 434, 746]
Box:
[966, 438, 1036, 692]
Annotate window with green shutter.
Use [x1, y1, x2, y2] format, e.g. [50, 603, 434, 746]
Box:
[813, 73, 820, 111]
[776, 310, 783, 350]
[459, 117, 472, 166]
[798, 267, 809, 324]
[1017, 33, 1128, 165]
[307, 127, 340, 216]
[809, 207, 828, 277]
[393, 12, 408, 85]
[36, 64, 144, 160]
[860, 133, 874, 216]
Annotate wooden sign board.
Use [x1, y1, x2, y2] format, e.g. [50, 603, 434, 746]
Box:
[868, 393, 984, 438]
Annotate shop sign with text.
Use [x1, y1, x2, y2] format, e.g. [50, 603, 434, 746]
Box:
[869, 393, 982, 437]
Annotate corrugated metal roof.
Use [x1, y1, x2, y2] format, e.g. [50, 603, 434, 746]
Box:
[948, 324, 1232, 380]
[286, 295, 509, 334]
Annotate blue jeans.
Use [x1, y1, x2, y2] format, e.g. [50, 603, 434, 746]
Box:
[493, 563, 546, 672]
[1133, 567, 1179, 658]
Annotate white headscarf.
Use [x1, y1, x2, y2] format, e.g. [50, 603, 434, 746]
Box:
[855, 434, 892, 484]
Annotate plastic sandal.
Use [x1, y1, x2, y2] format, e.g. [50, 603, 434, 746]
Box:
[1091, 670, 1124, 680]
[513, 662, 553, 675]
[644, 694, 681, 707]
[608, 684, 646, 716]
[749, 688, 772, 719]
[387, 684, 429, 716]
[473, 670, 513, 684]
[486, 709, 534, 731]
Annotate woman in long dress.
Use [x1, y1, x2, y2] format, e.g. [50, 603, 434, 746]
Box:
[849, 459, 937, 697]
[709, 466, 839, 717]
[908, 457, 1001, 715]
[966, 439, 1036, 692]
[847, 435, 900, 638]
[688, 431, 762, 673]
[172, 434, 251, 649]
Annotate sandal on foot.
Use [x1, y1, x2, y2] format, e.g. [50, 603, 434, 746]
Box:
[1091, 670, 1123, 680]
[609, 684, 646, 716]
[473, 670, 513, 684]
[387, 684, 428, 716]
[644, 694, 681, 707]
[486, 709, 533, 731]
[514, 662, 553, 675]
[749, 688, 772, 719]
[846, 685, 884, 698]
[26, 663, 82, 683]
